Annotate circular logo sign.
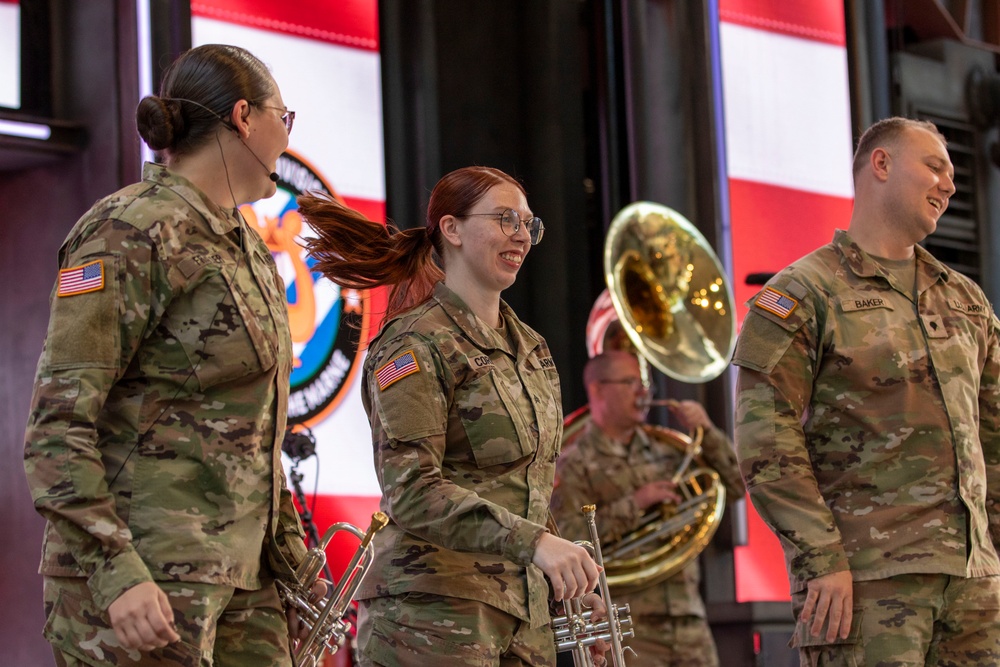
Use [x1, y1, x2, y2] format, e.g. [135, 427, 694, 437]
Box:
[241, 150, 376, 426]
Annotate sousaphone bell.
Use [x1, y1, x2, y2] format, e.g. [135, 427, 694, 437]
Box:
[600, 201, 735, 382]
[570, 201, 736, 594]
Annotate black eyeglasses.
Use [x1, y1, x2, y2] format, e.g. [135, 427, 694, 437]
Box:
[463, 209, 545, 245]
[598, 377, 647, 391]
[255, 103, 295, 135]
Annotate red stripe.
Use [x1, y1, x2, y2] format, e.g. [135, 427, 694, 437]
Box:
[294, 493, 382, 581]
[734, 496, 791, 602]
[340, 195, 386, 225]
[334, 195, 388, 345]
[729, 178, 853, 325]
[719, 0, 846, 46]
[191, 0, 379, 51]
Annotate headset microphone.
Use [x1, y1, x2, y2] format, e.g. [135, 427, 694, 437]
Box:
[239, 138, 279, 182]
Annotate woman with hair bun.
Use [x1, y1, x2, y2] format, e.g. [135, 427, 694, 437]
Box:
[23, 43, 309, 665]
[297, 167, 604, 666]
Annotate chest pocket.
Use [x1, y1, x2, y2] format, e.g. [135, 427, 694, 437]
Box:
[164, 261, 277, 391]
[455, 360, 536, 468]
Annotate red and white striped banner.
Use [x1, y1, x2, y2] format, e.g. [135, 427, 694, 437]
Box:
[719, 0, 855, 602]
[191, 1, 385, 580]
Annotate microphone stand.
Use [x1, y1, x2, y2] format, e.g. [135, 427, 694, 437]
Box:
[283, 429, 335, 585]
[283, 428, 361, 664]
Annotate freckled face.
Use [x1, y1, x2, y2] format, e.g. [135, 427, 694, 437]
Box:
[452, 182, 533, 295]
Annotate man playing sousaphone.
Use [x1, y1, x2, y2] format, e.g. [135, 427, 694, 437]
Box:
[550, 350, 745, 666]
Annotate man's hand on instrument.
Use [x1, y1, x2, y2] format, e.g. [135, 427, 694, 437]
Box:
[667, 400, 714, 432]
[633, 479, 680, 510]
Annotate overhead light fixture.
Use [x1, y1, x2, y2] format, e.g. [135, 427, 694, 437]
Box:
[0, 118, 52, 140]
[0, 112, 86, 171]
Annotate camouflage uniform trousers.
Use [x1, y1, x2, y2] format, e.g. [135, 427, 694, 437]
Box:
[356, 592, 556, 666]
[42, 573, 293, 666]
[621, 614, 719, 667]
[790, 573, 1000, 666]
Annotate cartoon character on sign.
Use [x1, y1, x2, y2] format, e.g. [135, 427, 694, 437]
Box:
[240, 150, 375, 426]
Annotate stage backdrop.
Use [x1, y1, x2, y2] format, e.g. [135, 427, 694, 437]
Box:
[191, 0, 386, 577]
[719, 0, 855, 602]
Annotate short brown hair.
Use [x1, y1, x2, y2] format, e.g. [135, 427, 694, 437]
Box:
[852, 117, 946, 178]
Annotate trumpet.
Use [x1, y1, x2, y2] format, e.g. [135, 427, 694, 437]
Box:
[277, 511, 389, 667]
[552, 505, 635, 666]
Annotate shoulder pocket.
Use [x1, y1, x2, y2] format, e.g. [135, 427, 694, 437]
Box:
[734, 286, 814, 374]
[733, 311, 807, 374]
[47, 254, 121, 370]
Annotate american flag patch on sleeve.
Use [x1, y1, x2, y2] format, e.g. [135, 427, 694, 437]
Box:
[376, 350, 420, 390]
[754, 286, 798, 318]
[57, 259, 104, 297]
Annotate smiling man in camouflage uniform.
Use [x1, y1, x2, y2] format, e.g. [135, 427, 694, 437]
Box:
[733, 117, 1000, 666]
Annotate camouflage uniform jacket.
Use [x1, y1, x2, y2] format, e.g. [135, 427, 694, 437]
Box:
[23, 163, 307, 612]
[357, 281, 562, 629]
[551, 421, 745, 617]
[733, 229, 1000, 594]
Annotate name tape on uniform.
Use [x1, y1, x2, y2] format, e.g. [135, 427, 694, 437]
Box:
[57, 259, 104, 297]
[376, 350, 420, 390]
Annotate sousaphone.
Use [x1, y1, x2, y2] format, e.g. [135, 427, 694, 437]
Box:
[566, 201, 736, 594]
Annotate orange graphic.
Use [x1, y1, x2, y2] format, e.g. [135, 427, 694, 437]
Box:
[241, 205, 316, 367]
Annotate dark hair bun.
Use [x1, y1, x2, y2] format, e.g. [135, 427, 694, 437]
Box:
[135, 96, 188, 151]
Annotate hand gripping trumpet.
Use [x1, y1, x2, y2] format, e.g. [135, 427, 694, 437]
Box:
[552, 505, 635, 666]
[277, 511, 389, 667]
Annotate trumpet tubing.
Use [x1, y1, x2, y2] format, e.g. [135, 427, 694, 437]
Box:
[552, 505, 635, 667]
[278, 511, 388, 667]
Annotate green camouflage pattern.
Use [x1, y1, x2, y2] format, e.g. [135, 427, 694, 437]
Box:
[357, 593, 555, 667]
[42, 574, 292, 666]
[622, 613, 719, 667]
[356, 281, 562, 630]
[24, 163, 307, 613]
[790, 573, 1000, 666]
[552, 423, 744, 618]
[733, 229, 1000, 594]
[550, 421, 744, 663]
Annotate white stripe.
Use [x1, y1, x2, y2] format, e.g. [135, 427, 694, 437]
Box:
[720, 22, 855, 198]
[193, 17, 386, 201]
[282, 358, 382, 497]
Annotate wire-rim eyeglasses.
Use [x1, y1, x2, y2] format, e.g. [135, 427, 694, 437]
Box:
[254, 103, 295, 134]
[462, 209, 545, 245]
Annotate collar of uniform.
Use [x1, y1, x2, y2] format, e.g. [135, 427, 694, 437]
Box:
[431, 281, 542, 355]
[142, 162, 241, 236]
[832, 228, 948, 284]
[582, 420, 635, 458]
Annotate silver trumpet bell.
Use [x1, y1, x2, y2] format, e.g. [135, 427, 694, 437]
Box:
[277, 511, 389, 667]
[552, 505, 635, 666]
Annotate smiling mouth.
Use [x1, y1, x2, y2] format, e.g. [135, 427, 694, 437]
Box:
[928, 197, 945, 212]
[500, 252, 522, 266]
